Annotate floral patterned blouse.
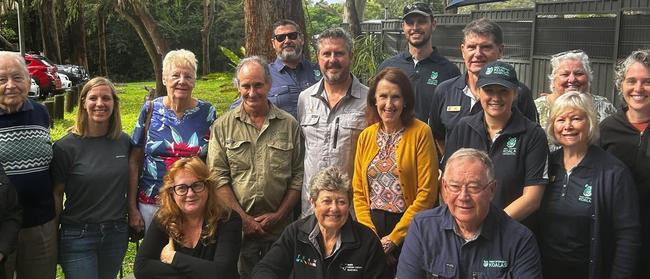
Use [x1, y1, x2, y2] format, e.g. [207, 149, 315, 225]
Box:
[131, 97, 217, 204]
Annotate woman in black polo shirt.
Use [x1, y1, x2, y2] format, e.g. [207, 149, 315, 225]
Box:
[444, 61, 549, 224]
[539, 92, 641, 278]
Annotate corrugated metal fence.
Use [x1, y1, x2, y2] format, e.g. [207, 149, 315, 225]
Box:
[361, 0, 650, 108]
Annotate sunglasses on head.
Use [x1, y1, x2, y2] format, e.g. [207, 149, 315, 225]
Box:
[551, 49, 585, 59]
[403, 2, 432, 15]
[273, 32, 299, 42]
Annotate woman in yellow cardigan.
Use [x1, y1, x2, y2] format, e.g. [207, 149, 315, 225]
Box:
[353, 67, 438, 274]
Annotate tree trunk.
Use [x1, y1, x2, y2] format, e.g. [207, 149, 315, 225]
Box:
[116, 0, 168, 97]
[0, 34, 16, 51]
[344, 0, 362, 38]
[201, 0, 215, 76]
[67, 1, 88, 69]
[97, 11, 108, 77]
[40, 0, 62, 63]
[243, 0, 307, 62]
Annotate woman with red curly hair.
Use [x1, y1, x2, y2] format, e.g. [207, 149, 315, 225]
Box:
[134, 157, 241, 279]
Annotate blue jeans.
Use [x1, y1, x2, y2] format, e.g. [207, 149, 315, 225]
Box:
[58, 222, 129, 279]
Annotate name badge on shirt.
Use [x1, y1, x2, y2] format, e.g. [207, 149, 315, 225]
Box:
[447, 106, 461, 112]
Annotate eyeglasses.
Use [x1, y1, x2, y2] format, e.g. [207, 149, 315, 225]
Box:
[273, 32, 299, 42]
[444, 180, 494, 195]
[172, 181, 206, 196]
[403, 2, 432, 16]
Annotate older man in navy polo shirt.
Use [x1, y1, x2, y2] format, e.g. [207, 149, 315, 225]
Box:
[230, 19, 320, 119]
[397, 148, 542, 279]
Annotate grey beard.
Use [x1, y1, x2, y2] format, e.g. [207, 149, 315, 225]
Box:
[279, 49, 302, 64]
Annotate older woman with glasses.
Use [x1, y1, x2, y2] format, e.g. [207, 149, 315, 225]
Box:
[134, 157, 241, 279]
[535, 50, 617, 150]
[129, 49, 218, 236]
[539, 92, 640, 279]
[252, 167, 390, 279]
[599, 49, 650, 277]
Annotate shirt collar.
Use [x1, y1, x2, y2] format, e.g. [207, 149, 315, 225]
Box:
[0, 98, 33, 116]
[442, 203, 498, 242]
[312, 75, 362, 99]
[401, 47, 442, 63]
[273, 57, 307, 73]
[233, 100, 284, 122]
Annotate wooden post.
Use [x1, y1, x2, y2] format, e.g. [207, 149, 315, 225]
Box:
[54, 94, 65, 120]
[65, 91, 74, 113]
[43, 100, 55, 127]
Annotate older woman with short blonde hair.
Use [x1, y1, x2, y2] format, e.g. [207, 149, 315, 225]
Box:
[128, 49, 218, 235]
[539, 92, 640, 278]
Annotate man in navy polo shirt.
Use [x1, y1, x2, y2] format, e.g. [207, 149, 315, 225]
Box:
[377, 2, 460, 123]
[429, 18, 538, 155]
[230, 19, 320, 119]
[397, 148, 542, 279]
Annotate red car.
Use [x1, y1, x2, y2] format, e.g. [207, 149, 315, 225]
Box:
[23, 53, 62, 97]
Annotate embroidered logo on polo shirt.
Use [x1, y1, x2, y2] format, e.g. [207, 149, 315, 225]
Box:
[314, 69, 321, 79]
[340, 263, 363, 272]
[427, 71, 439, 85]
[502, 137, 518, 155]
[483, 260, 508, 268]
[578, 184, 592, 203]
[295, 254, 317, 268]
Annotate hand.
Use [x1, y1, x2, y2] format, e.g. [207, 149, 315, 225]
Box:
[254, 212, 282, 231]
[128, 207, 145, 233]
[242, 214, 265, 236]
[160, 237, 176, 264]
[380, 236, 396, 254]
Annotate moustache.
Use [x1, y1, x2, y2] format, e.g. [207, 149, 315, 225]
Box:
[325, 62, 342, 70]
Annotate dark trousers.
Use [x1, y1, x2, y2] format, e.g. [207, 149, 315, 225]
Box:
[370, 209, 404, 276]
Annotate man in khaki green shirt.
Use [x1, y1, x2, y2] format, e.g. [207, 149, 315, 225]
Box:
[207, 56, 303, 279]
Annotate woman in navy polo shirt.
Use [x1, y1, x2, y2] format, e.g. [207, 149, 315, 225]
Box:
[444, 61, 549, 224]
[539, 92, 641, 278]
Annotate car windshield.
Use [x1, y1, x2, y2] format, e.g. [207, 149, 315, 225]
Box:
[36, 56, 55, 67]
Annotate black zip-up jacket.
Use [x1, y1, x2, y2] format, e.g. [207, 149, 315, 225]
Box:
[599, 108, 650, 277]
[0, 164, 22, 279]
[252, 215, 391, 279]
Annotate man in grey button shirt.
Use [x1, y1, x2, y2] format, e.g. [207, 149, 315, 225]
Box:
[298, 27, 368, 218]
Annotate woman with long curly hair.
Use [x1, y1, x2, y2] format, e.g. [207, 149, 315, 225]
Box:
[134, 157, 242, 278]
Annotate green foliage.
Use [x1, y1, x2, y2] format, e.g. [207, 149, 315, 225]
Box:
[51, 72, 239, 141]
[352, 33, 388, 83]
[218, 45, 243, 69]
[304, 1, 343, 39]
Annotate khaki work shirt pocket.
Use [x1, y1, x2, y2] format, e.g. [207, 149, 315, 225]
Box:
[226, 140, 251, 170]
[268, 140, 294, 173]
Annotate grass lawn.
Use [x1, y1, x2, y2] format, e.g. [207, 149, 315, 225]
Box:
[53, 72, 238, 279]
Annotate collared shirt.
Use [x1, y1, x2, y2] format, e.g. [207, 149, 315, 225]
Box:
[397, 205, 543, 279]
[378, 49, 460, 123]
[229, 58, 321, 119]
[297, 76, 367, 217]
[131, 97, 217, 204]
[430, 72, 539, 142]
[443, 110, 549, 210]
[207, 102, 303, 238]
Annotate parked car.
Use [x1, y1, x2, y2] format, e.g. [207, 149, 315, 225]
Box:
[28, 78, 40, 100]
[23, 53, 62, 97]
[58, 73, 72, 90]
[56, 64, 89, 85]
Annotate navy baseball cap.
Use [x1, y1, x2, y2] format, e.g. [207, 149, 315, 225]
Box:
[403, 2, 433, 20]
[476, 61, 518, 89]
